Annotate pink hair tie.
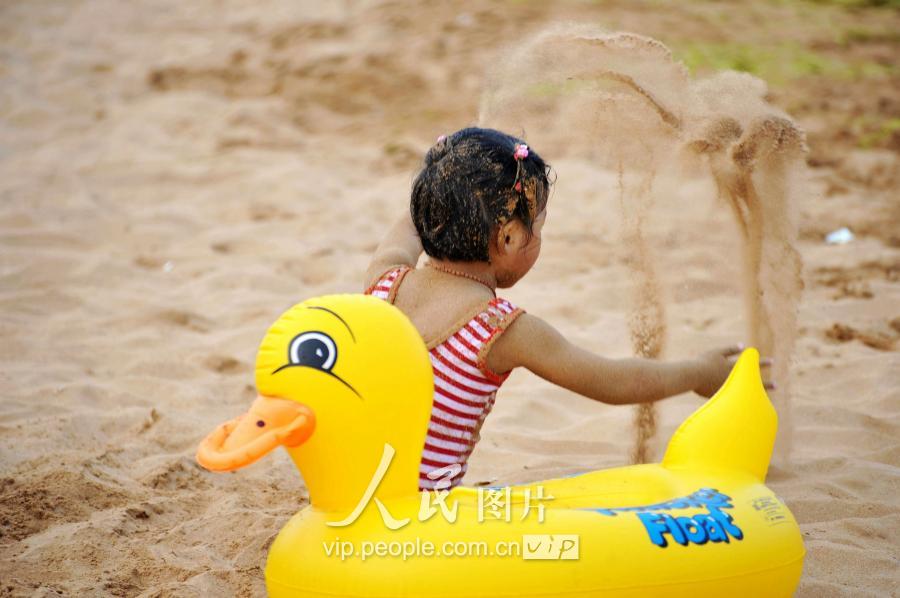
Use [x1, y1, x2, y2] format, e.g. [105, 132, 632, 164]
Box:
[513, 143, 529, 160]
[436, 134, 447, 144]
[512, 143, 529, 194]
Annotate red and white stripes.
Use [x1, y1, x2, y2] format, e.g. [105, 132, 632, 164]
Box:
[365, 266, 521, 491]
[366, 267, 405, 301]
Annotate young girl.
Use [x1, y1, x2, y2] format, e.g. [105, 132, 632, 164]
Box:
[364, 127, 766, 491]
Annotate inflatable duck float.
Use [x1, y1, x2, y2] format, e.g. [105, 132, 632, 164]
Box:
[197, 294, 804, 597]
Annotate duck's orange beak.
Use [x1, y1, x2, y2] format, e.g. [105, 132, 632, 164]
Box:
[196, 395, 315, 472]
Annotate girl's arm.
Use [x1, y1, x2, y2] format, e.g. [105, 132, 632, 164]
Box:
[486, 313, 746, 405]
[364, 210, 423, 289]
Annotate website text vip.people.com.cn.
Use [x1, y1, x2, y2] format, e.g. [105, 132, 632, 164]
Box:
[322, 534, 580, 561]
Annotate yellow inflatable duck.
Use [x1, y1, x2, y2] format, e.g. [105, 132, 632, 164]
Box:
[197, 294, 805, 597]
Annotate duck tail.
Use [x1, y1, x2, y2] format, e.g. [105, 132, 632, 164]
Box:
[661, 348, 777, 480]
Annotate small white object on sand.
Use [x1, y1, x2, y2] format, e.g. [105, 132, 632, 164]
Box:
[825, 227, 854, 245]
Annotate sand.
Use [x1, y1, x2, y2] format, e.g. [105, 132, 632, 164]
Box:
[1, 1, 898, 596]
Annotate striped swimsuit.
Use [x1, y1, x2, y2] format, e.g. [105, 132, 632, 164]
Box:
[365, 266, 523, 490]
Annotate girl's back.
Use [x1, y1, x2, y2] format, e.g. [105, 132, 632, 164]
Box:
[377, 267, 497, 345]
[366, 263, 523, 490]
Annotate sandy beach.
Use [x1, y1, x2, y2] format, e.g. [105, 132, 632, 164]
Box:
[1, 1, 898, 596]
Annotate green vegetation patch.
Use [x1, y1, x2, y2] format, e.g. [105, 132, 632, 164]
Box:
[674, 41, 895, 85]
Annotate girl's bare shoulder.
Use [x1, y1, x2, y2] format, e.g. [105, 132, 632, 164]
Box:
[392, 268, 496, 346]
[484, 312, 567, 375]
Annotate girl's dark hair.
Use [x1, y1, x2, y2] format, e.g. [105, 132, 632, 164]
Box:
[410, 127, 552, 262]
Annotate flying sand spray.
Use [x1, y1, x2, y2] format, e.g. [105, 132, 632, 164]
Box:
[479, 26, 806, 462]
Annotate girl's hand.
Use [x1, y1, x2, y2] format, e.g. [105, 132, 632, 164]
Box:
[693, 345, 775, 398]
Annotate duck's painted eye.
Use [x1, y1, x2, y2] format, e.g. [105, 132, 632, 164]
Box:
[288, 332, 337, 371]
